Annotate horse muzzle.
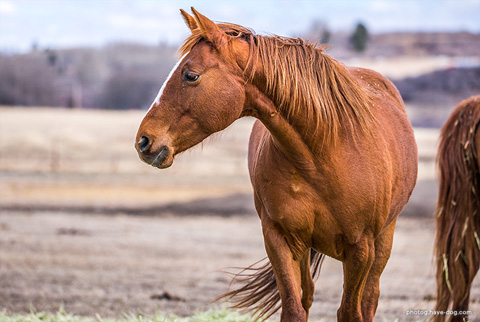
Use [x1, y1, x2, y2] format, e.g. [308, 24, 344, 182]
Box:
[135, 135, 174, 169]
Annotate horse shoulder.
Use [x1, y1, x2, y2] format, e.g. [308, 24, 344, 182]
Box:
[247, 120, 268, 181]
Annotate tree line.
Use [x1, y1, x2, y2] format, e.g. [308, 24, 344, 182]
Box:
[0, 21, 374, 110]
[2, 23, 478, 110]
[0, 43, 177, 109]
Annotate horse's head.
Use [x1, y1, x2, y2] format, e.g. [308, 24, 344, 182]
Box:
[135, 8, 252, 168]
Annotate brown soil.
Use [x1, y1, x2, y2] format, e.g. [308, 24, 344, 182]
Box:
[0, 208, 479, 321]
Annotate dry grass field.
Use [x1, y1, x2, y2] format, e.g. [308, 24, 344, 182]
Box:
[0, 107, 479, 321]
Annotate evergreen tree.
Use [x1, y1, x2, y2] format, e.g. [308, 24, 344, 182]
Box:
[350, 22, 369, 52]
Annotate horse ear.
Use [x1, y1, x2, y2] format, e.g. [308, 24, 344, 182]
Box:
[180, 9, 198, 31]
[191, 7, 227, 49]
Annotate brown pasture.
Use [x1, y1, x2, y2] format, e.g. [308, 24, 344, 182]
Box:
[0, 107, 479, 321]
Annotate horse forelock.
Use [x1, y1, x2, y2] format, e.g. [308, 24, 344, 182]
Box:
[180, 22, 376, 147]
[179, 23, 254, 57]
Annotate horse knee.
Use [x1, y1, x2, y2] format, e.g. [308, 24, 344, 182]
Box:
[337, 306, 363, 322]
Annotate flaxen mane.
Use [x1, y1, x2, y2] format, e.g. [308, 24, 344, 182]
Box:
[434, 96, 480, 321]
[180, 23, 375, 148]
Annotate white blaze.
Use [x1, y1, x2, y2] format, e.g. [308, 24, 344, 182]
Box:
[146, 53, 189, 114]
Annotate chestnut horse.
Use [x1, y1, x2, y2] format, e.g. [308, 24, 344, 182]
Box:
[434, 96, 480, 322]
[135, 8, 417, 322]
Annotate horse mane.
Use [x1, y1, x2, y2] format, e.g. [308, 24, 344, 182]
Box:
[434, 95, 480, 317]
[180, 23, 375, 147]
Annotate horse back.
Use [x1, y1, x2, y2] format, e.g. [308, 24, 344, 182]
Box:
[348, 66, 405, 110]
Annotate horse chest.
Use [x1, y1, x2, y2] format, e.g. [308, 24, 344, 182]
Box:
[253, 167, 350, 258]
[252, 153, 333, 233]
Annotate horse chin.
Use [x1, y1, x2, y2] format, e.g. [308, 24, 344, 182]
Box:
[154, 157, 174, 169]
[151, 154, 174, 169]
[149, 145, 174, 169]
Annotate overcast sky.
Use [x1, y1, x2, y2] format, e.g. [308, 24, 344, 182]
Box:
[1, 0, 479, 52]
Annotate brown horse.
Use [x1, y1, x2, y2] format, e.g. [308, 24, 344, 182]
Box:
[135, 8, 417, 322]
[434, 96, 480, 322]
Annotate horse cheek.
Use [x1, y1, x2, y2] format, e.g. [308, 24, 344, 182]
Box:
[201, 79, 244, 133]
[218, 81, 245, 125]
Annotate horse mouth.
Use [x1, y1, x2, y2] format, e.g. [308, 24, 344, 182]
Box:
[150, 145, 173, 169]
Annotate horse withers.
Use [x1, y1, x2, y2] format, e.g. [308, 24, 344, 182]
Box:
[135, 8, 418, 322]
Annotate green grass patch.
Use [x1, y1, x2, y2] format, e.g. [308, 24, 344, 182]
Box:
[0, 308, 261, 322]
[0, 309, 421, 322]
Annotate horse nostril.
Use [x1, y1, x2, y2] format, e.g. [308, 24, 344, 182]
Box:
[138, 136, 150, 153]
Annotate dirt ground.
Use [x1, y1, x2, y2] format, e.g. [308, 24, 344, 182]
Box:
[0, 108, 479, 321]
[1, 210, 479, 322]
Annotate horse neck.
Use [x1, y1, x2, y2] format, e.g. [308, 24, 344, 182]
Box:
[244, 82, 329, 171]
[241, 42, 374, 168]
[246, 53, 362, 157]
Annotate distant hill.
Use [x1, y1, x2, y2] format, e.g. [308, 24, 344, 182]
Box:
[391, 67, 480, 127]
[394, 67, 480, 105]
[322, 31, 480, 59]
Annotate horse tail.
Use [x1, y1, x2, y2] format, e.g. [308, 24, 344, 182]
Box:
[217, 249, 324, 321]
[433, 96, 480, 321]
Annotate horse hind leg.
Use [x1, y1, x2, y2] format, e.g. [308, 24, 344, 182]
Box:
[300, 249, 314, 319]
[300, 249, 325, 320]
[361, 219, 396, 322]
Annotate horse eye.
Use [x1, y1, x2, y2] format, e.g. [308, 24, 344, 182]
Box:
[183, 71, 200, 83]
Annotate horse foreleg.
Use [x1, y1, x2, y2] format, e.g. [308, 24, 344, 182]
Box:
[361, 220, 396, 322]
[300, 249, 314, 320]
[338, 236, 375, 322]
[262, 219, 307, 322]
